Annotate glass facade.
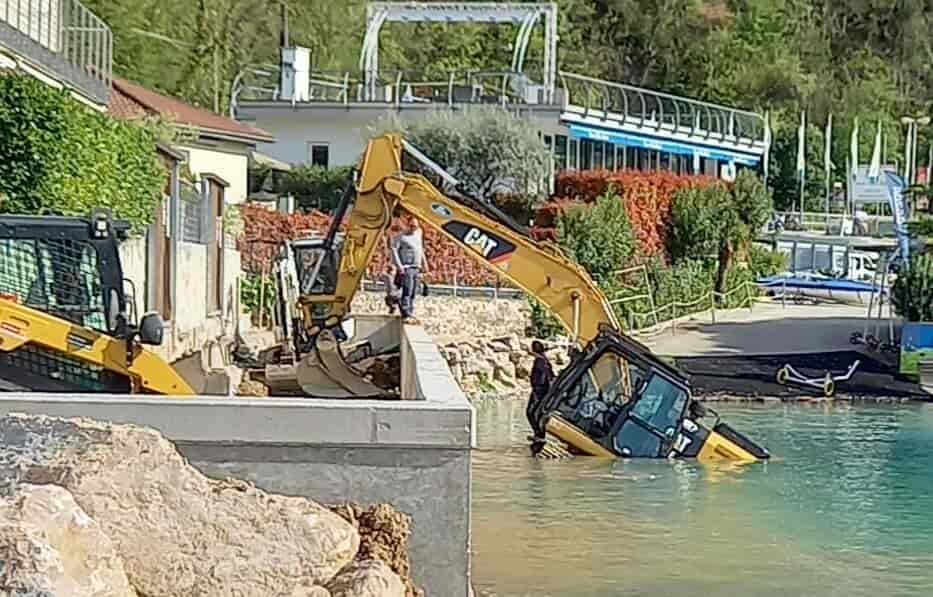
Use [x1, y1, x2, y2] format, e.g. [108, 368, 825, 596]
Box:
[546, 132, 757, 178]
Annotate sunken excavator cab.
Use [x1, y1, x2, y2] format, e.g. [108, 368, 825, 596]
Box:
[0, 210, 194, 395]
[528, 326, 769, 462]
[277, 133, 769, 462]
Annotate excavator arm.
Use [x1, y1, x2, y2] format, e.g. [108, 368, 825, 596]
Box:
[298, 134, 620, 347]
[288, 134, 768, 463]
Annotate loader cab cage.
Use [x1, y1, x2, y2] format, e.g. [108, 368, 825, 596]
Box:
[0, 212, 130, 337]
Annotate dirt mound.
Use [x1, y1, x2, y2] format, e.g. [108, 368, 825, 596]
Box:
[330, 503, 423, 597]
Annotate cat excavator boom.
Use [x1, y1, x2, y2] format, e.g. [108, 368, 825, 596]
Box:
[282, 134, 770, 462]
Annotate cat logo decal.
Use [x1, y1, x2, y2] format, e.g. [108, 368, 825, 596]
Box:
[442, 221, 516, 264]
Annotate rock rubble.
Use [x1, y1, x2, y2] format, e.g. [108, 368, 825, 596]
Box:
[0, 413, 413, 597]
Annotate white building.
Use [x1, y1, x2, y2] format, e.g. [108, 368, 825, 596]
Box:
[108, 77, 275, 375]
[233, 3, 766, 183]
[0, 0, 111, 109]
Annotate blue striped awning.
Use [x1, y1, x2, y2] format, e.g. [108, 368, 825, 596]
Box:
[567, 123, 762, 166]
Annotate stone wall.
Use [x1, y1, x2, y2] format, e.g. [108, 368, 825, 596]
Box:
[351, 292, 530, 344]
[351, 291, 573, 400]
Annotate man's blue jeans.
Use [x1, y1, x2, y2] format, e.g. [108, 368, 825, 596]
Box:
[399, 266, 419, 318]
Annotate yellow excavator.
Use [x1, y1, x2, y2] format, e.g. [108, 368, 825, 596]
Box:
[273, 134, 770, 462]
[0, 210, 194, 395]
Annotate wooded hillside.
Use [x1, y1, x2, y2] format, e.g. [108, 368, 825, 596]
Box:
[86, 0, 933, 209]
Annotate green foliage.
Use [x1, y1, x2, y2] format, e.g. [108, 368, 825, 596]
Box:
[240, 272, 276, 324]
[371, 106, 550, 204]
[280, 165, 353, 213]
[892, 254, 933, 322]
[0, 74, 164, 232]
[610, 257, 759, 330]
[670, 170, 773, 291]
[908, 217, 933, 238]
[732, 170, 773, 240]
[669, 184, 730, 261]
[526, 297, 563, 340]
[747, 245, 788, 279]
[556, 190, 636, 284]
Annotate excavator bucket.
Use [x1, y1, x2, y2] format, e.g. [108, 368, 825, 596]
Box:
[294, 329, 390, 398]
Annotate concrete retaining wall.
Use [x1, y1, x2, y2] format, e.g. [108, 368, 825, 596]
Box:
[0, 323, 474, 597]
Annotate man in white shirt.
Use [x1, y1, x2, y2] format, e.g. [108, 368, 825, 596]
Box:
[391, 214, 428, 324]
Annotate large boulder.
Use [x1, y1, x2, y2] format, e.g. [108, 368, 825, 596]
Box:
[0, 484, 135, 597]
[326, 560, 405, 597]
[0, 414, 360, 597]
[330, 503, 422, 597]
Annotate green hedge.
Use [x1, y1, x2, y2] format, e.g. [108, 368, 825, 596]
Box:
[0, 74, 164, 231]
[892, 253, 933, 322]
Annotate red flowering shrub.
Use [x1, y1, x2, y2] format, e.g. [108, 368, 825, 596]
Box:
[541, 170, 718, 257]
[237, 203, 501, 285]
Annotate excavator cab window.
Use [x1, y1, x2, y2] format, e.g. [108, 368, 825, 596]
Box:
[552, 351, 644, 441]
[609, 372, 690, 457]
[293, 238, 343, 298]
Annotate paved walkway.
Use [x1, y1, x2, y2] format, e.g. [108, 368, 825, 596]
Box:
[641, 300, 898, 357]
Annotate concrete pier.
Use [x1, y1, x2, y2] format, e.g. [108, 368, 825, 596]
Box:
[0, 321, 474, 597]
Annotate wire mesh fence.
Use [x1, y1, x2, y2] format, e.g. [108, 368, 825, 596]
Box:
[0, 237, 106, 330]
[179, 180, 203, 244]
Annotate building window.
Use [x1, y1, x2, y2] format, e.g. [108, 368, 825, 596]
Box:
[593, 141, 605, 170]
[555, 135, 568, 171]
[308, 143, 329, 168]
[616, 145, 626, 170]
[569, 138, 579, 170]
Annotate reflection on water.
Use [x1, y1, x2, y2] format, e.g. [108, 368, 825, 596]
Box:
[472, 400, 933, 597]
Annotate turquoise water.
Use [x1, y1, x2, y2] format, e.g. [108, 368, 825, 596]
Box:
[471, 400, 933, 597]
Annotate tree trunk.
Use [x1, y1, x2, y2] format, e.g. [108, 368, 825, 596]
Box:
[716, 241, 733, 295]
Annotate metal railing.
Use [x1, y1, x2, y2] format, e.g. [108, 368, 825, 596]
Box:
[558, 72, 765, 148]
[232, 64, 765, 151]
[0, 0, 112, 103]
[763, 210, 897, 238]
[235, 66, 549, 108]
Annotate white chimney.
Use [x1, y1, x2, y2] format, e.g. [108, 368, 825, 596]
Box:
[280, 46, 310, 102]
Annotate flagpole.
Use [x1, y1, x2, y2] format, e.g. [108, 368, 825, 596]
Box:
[763, 111, 770, 185]
[825, 113, 832, 221]
[798, 110, 806, 219]
[845, 155, 851, 216]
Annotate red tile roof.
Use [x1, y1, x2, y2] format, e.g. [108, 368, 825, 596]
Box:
[108, 77, 274, 144]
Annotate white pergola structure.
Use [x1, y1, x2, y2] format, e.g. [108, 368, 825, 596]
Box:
[359, 2, 558, 103]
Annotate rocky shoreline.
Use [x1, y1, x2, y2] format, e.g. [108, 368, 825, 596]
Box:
[0, 413, 419, 597]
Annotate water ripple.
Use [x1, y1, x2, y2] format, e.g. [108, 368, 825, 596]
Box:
[472, 401, 933, 597]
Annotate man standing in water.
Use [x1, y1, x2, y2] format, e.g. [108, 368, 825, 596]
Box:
[527, 340, 556, 446]
[391, 214, 428, 325]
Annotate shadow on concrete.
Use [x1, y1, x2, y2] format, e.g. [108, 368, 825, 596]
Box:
[675, 350, 929, 400]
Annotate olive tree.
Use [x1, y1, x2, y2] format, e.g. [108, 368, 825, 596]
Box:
[371, 105, 551, 207]
[670, 170, 773, 293]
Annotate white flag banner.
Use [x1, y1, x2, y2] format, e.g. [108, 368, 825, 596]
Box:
[850, 117, 859, 177]
[868, 121, 882, 180]
[824, 113, 833, 175]
[796, 111, 806, 178]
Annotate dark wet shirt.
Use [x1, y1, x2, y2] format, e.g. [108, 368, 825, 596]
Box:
[531, 354, 555, 400]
